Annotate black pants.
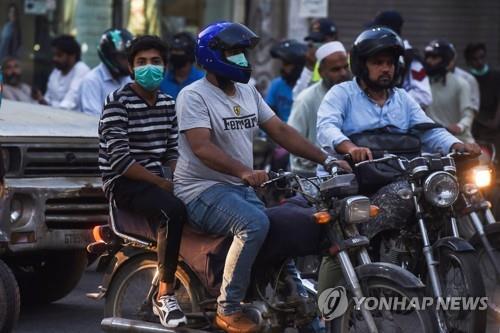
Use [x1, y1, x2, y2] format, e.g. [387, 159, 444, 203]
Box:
[113, 178, 186, 283]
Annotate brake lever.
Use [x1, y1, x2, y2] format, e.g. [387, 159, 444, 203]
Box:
[260, 171, 292, 188]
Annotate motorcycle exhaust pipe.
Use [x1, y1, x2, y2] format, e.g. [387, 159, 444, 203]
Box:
[101, 317, 209, 333]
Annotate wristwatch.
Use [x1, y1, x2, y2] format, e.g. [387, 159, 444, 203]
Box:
[323, 155, 338, 172]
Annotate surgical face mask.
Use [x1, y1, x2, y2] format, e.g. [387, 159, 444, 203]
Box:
[226, 53, 249, 67]
[169, 54, 190, 69]
[133, 64, 164, 91]
[470, 64, 489, 76]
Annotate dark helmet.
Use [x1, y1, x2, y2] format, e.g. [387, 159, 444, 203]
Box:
[196, 21, 259, 83]
[424, 39, 455, 77]
[270, 39, 307, 85]
[270, 39, 307, 65]
[372, 10, 404, 35]
[170, 32, 196, 62]
[350, 27, 404, 86]
[98, 28, 134, 76]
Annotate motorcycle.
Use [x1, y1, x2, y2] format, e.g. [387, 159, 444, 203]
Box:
[355, 153, 487, 332]
[87, 170, 434, 333]
[452, 150, 500, 319]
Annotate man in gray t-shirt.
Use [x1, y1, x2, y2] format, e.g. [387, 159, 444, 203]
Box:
[174, 22, 348, 333]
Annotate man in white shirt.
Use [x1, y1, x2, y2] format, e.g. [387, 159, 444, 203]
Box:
[448, 50, 480, 113]
[1, 57, 36, 103]
[34, 35, 90, 110]
[78, 29, 133, 116]
[288, 41, 351, 175]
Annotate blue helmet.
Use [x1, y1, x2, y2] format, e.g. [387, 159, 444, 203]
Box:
[196, 21, 259, 83]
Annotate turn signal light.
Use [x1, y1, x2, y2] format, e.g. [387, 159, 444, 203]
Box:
[92, 226, 105, 243]
[314, 211, 331, 224]
[369, 205, 380, 218]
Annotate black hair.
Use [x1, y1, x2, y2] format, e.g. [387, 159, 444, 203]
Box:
[127, 35, 169, 66]
[7, 3, 18, 16]
[464, 42, 486, 61]
[51, 35, 81, 60]
[1, 56, 17, 69]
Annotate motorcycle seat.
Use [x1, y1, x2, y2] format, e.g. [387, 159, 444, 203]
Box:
[109, 199, 157, 245]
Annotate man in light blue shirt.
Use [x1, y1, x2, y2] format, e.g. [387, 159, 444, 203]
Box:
[316, 27, 480, 298]
[79, 29, 133, 116]
[317, 28, 479, 162]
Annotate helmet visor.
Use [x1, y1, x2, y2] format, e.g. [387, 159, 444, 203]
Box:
[212, 23, 260, 51]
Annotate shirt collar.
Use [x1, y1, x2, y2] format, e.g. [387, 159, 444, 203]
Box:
[98, 63, 115, 82]
[353, 77, 395, 105]
[166, 66, 200, 83]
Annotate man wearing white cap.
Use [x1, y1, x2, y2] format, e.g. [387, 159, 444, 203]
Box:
[288, 41, 350, 175]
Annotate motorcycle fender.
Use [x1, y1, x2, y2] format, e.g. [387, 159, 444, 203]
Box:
[469, 222, 500, 247]
[432, 236, 475, 252]
[355, 262, 425, 289]
[99, 247, 151, 296]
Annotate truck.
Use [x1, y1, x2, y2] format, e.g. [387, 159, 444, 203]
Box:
[0, 100, 107, 305]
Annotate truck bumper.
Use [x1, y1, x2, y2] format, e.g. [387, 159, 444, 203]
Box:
[1, 177, 108, 253]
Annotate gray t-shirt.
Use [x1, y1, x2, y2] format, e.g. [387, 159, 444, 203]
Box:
[174, 78, 275, 204]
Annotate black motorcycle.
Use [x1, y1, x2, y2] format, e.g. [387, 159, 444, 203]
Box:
[452, 150, 500, 319]
[88, 170, 434, 333]
[356, 153, 487, 332]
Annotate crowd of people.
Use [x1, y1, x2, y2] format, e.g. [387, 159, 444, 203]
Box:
[1, 28, 202, 116]
[1, 11, 499, 158]
[1, 9, 499, 333]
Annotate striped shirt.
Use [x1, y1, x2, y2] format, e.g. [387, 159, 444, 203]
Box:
[98, 83, 178, 196]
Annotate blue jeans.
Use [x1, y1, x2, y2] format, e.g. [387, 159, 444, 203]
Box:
[186, 184, 270, 315]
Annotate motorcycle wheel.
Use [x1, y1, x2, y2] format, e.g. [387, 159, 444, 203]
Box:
[472, 231, 500, 320]
[328, 277, 435, 333]
[104, 253, 204, 324]
[437, 248, 487, 332]
[0, 259, 20, 333]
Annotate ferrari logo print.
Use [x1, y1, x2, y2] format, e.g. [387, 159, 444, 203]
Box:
[233, 105, 241, 116]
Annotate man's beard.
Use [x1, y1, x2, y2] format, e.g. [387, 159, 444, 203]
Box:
[323, 75, 351, 90]
[215, 74, 233, 90]
[53, 61, 68, 71]
[281, 65, 303, 86]
[365, 74, 393, 91]
[4, 73, 21, 86]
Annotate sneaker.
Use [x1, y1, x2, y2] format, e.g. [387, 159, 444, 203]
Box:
[152, 294, 187, 328]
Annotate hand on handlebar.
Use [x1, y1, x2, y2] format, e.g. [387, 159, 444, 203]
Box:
[325, 159, 352, 173]
[347, 146, 373, 163]
[451, 142, 482, 155]
[240, 170, 269, 187]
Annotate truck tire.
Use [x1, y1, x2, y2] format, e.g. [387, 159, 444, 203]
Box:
[0, 259, 20, 333]
[14, 250, 87, 305]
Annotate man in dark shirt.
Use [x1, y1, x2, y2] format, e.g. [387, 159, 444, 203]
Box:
[465, 42, 500, 152]
[99, 35, 187, 328]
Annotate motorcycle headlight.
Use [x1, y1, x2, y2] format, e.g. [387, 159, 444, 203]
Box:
[342, 196, 371, 224]
[472, 166, 492, 188]
[10, 197, 23, 224]
[423, 171, 459, 207]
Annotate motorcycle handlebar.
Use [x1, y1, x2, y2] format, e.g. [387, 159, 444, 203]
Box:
[353, 154, 401, 168]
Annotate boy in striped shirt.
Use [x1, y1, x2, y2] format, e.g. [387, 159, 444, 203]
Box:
[98, 35, 187, 328]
